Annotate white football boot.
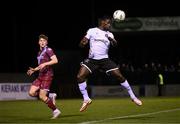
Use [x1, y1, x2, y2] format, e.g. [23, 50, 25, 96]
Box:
[80, 99, 92, 112]
[132, 98, 142, 106]
[51, 109, 61, 119]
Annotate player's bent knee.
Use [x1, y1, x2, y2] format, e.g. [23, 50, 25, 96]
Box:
[77, 74, 86, 83]
[29, 91, 36, 97]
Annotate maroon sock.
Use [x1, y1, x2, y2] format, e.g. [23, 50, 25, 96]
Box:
[45, 98, 56, 111]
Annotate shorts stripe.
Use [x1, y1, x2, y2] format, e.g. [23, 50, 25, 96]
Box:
[41, 89, 50, 91]
[106, 67, 119, 73]
[81, 63, 92, 73]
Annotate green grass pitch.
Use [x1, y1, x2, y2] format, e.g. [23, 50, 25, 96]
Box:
[0, 97, 180, 123]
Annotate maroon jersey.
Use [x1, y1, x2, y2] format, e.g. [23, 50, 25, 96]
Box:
[37, 46, 55, 77]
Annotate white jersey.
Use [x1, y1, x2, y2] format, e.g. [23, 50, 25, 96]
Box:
[85, 27, 114, 60]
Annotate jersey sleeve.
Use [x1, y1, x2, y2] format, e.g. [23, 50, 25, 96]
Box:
[108, 32, 114, 39]
[85, 29, 92, 40]
[46, 47, 55, 57]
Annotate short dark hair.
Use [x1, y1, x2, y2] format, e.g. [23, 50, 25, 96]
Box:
[39, 34, 48, 41]
[98, 15, 112, 26]
[99, 15, 111, 21]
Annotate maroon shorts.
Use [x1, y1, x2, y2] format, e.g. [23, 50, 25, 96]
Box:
[32, 76, 53, 91]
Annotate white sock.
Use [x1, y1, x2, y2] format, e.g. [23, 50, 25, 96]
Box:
[121, 80, 136, 100]
[49, 93, 56, 97]
[78, 81, 90, 101]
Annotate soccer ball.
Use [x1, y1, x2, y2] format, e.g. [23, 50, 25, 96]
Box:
[113, 10, 126, 21]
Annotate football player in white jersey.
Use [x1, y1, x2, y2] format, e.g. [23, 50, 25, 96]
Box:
[77, 16, 142, 112]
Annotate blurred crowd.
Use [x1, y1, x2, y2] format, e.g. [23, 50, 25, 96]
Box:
[88, 61, 180, 85]
[119, 61, 180, 73]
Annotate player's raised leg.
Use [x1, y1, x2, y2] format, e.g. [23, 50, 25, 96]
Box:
[110, 69, 142, 106]
[77, 66, 92, 112]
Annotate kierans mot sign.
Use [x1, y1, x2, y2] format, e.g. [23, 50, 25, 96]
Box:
[111, 16, 180, 32]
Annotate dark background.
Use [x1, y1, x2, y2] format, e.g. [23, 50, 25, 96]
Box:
[0, 0, 179, 73]
[0, 0, 179, 98]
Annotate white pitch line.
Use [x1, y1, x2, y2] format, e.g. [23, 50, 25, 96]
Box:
[79, 108, 180, 124]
